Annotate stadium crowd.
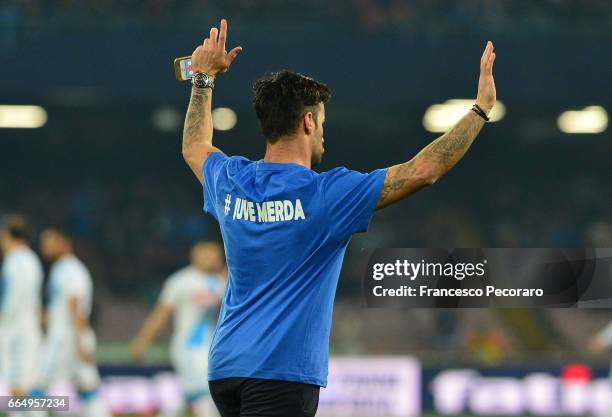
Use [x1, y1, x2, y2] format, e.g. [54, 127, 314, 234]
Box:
[1, 0, 612, 32]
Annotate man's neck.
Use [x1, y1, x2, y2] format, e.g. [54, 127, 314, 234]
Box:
[4, 241, 26, 255]
[59, 251, 72, 259]
[193, 264, 216, 275]
[263, 135, 311, 169]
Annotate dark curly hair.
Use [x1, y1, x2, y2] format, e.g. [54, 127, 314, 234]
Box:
[253, 70, 331, 143]
[1, 214, 30, 241]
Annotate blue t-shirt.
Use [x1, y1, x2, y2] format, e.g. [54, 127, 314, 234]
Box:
[204, 152, 386, 387]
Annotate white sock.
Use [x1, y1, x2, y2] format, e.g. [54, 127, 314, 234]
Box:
[192, 396, 219, 417]
[159, 399, 186, 417]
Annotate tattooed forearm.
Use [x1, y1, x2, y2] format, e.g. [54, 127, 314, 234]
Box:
[182, 87, 212, 155]
[376, 111, 486, 209]
[181, 86, 218, 183]
[419, 111, 484, 174]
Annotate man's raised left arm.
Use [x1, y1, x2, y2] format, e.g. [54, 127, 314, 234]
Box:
[376, 41, 497, 209]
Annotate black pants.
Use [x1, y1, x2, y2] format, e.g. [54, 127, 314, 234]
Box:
[209, 377, 320, 417]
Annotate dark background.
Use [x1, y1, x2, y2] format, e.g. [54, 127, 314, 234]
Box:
[1, 0, 611, 365]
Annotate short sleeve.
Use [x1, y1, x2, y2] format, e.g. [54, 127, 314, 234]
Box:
[321, 167, 388, 242]
[159, 278, 180, 307]
[6, 257, 37, 296]
[65, 269, 87, 298]
[2, 256, 40, 318]
[202, 152, 229, 219]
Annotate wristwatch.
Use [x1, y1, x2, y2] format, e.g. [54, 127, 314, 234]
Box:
[192, 72, 215, 89]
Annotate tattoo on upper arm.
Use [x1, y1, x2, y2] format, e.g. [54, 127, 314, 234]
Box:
[378, 160, 418, 204]
[183, 88, 211, 153]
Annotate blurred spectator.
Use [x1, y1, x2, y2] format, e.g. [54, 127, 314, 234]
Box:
[5, 0, 612, 33]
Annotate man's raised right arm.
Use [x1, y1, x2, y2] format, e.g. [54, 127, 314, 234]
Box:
[181, 18, 242, 183]
[182, 86, 217, 183]
[376, 41, 497, 210]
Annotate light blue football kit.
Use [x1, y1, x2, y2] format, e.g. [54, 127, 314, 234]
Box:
[159, 266, 224, 396]
[0, 246, 44, 390]
[204, 152, 386, 387]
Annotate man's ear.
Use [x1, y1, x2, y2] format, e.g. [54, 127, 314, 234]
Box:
[303, 112, 314, 135]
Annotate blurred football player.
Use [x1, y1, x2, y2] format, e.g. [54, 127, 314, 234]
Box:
[0, 215, 44, 417]
[39, 228, 111, 417]
[589, 322, 612, 414]
[131, 241, 226, 417]
[590, 321, 612, 374]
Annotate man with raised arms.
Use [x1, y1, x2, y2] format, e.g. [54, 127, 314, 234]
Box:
[180, 18, 496, 416]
